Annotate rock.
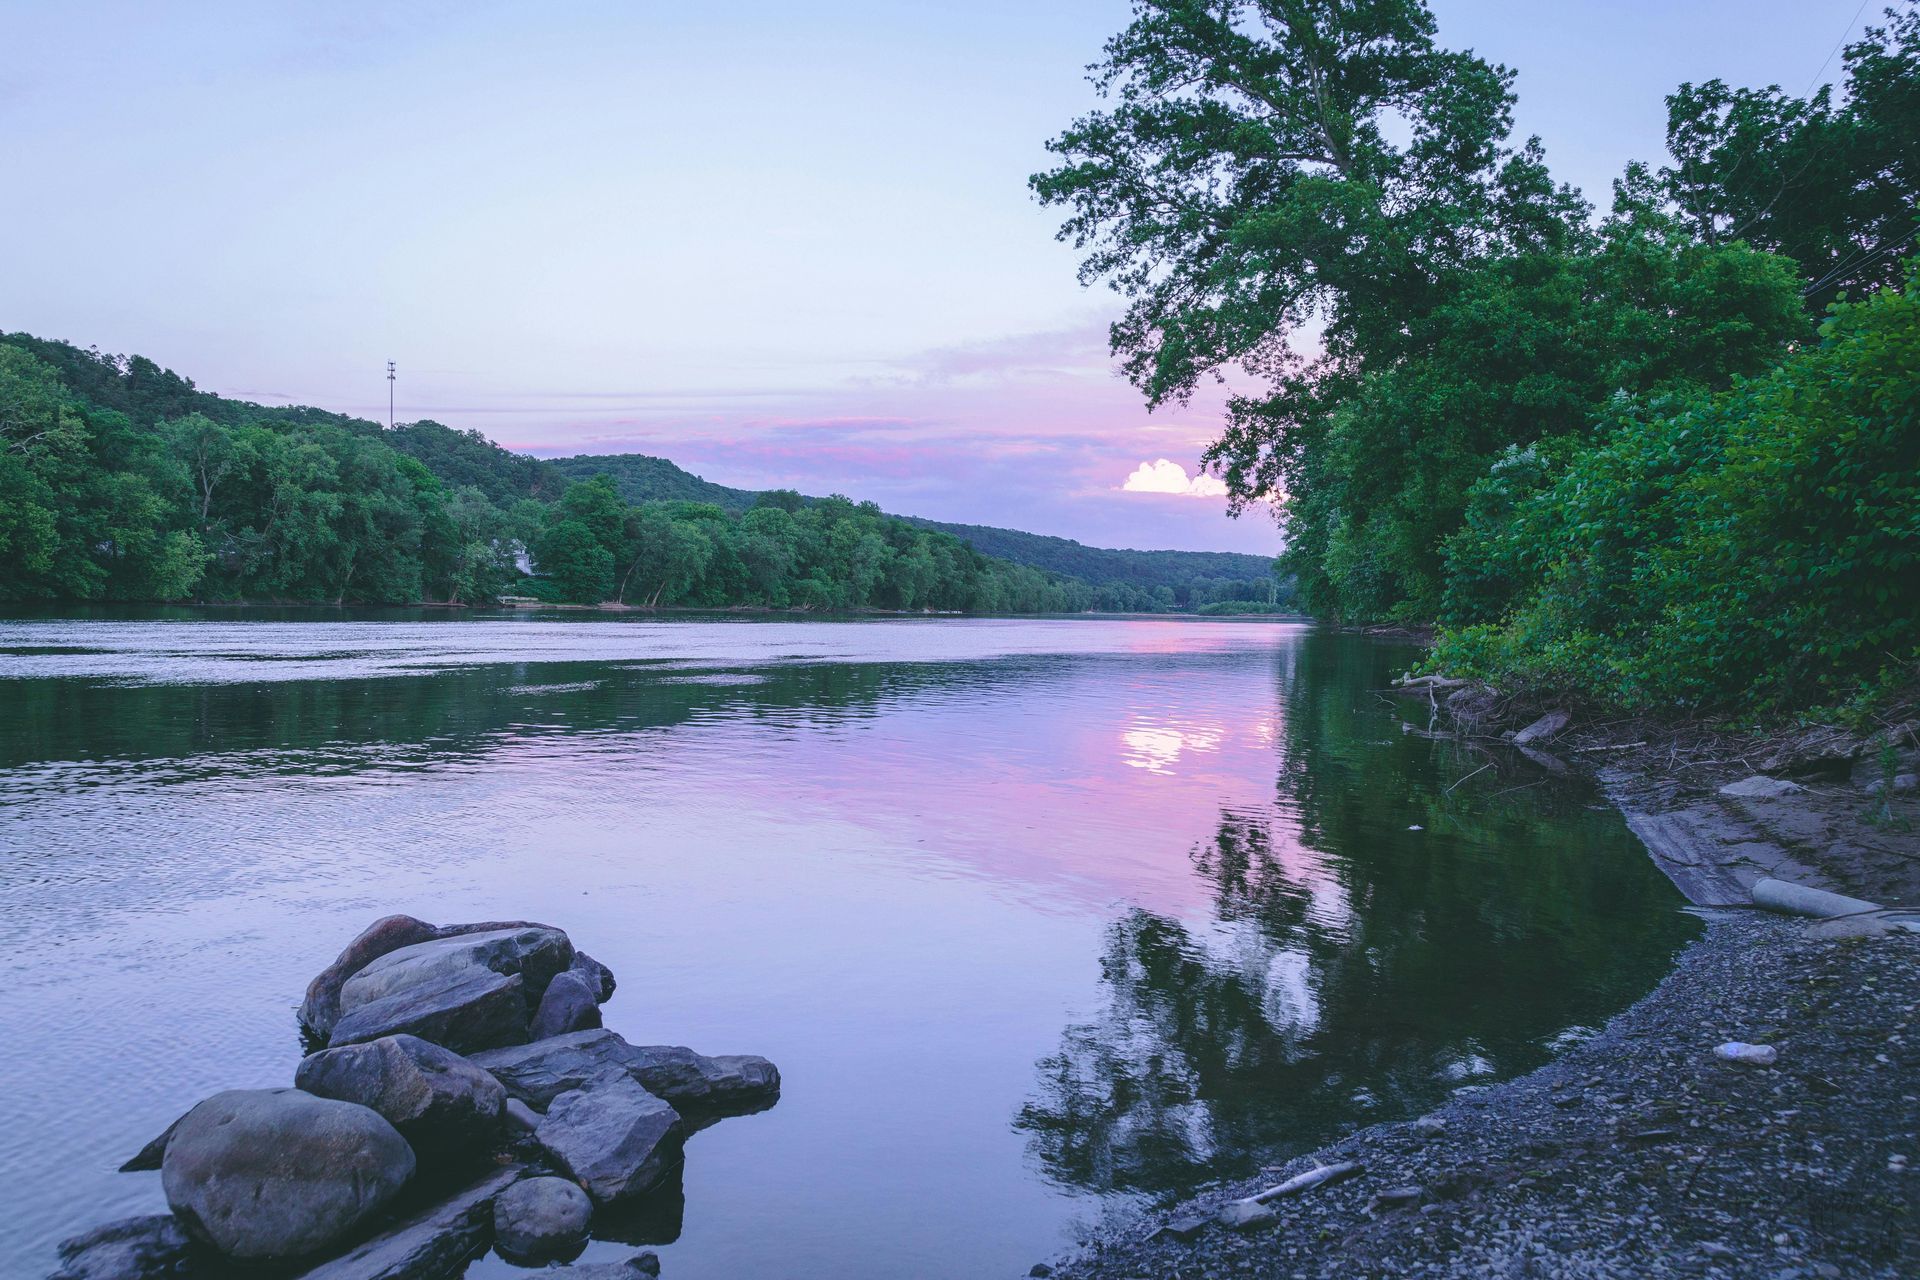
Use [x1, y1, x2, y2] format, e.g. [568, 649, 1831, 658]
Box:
[161, 1088, 414, 1260]
[1713, 1041, 1779, 1066]
[1148, 1215, 1211, 1243]
[1216, 1198, 1278, 1230]
[1518, 745, 1570, 774]
[1760, 727, 1863, 778]
[530, 969, 604, 1040]
[1030, 1265, 1054, 1278]
[549, 1254, 661, 1279]
[1512, 710, 1570, 746]
[535, 1073, 685, 1205]
[505, 1098, 542, 1135]
[1805, 911, 1901, 941]
[1864, 772, 1918, 797]
[119, 1114, 185, 1173]
[295, 1034, 505, 1156]
[300, 914, 441, 1041]
[472, 1029, 780, 1112]
[330, 969, 530, 1054]
[570, 951, 617, 1002]
[1719, 775, 1806, 799]
[1412, 1116, 1446, 1139]
[292, 1164, 525, 1280]
[51, 1216, 200, 1280]
[339, 925, 573, 1014]
[1369, 1185, 1423, 1213]
[494, 1175, 594, 1263]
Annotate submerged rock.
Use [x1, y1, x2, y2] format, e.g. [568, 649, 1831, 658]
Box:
[530, 969, 604, 1040]
[330, 968, 530, 1054]
[161, 1088, 414, 1260]
[471, 1029, 779, 1112]
[295, 1033, 505, 1157]
[548, 1254, 661, 1279]
[494, 1175, 594, 1263]
[51, 1216, 200, 1280]
[535, 1074, 685, 1204]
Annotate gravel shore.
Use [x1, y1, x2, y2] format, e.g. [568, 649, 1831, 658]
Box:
[1043, 710, 1920, 1280]
[1044, 917, 1916, 1279]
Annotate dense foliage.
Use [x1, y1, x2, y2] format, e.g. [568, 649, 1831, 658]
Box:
[0, 338, 1106, 611]
[1038, 0, 1920, 707]
[0, 335, 1281, 613]
[1434, 269, 1919, 711]
[551, 451, 1285, 606]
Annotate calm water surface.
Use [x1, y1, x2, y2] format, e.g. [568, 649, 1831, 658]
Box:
[0, 612, 1695, 1278]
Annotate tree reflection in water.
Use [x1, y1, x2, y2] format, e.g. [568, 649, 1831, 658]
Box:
[1018, 635, 1697, 1200]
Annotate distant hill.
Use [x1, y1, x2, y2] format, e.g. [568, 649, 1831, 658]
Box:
[548, 451, 1278, 597]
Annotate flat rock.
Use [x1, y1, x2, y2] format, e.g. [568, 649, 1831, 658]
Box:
[330, 968, 530, 1054]
[296, 1034, 505, 1156]
[51, 1216, 201, 1280]
[530, 969, 603, 1040]
[1720, 775, 1806, 799]
[162, 1088, 414, 1260]
[472, 1029, 779, 1112]
[340, 925, 573, 1014]
[293, 1163, 525, 1280]
[300, 915, 442, 1042]
[1216, 1198, 1277, 1230]
[547, 1254, 660, 1279]
[1512, 710, 1571, 746]
[494, 1175, 594, 1263]
[535, 1074, 685, 1205]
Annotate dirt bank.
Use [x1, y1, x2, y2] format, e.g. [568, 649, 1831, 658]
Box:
[1042, 707, 1920, 1280]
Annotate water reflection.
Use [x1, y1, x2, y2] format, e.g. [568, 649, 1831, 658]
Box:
[0, 615, 1693, 1278]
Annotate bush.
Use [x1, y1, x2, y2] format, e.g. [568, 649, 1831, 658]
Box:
[1433, 265, 1920, 712]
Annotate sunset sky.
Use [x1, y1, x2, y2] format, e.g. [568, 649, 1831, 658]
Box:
[1, 0, 1874, 552]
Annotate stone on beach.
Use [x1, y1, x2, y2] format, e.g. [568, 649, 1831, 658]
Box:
[535, 1073, 686, 1204]
[295, 1033, 506, 1157]
[330, 967, 531, 1054]
[161, 1088, 415, 1260]
[471, 1029, 780, 1112]
[1720, 775, 1806, 799]
[493, 1175, 595, 1262]
[1216, 1198, 1278, 1230]
[1713, 1041, 1779, 1066]
[530, 969, 604, 1040]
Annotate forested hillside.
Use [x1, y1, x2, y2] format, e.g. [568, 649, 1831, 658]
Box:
[1037, 0, 1919, 711]
[549, 451, 1283, 606]
[0, 337, 1279, 613]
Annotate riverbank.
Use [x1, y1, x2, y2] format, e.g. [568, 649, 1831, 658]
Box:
[1045, 707, 1920, 1280]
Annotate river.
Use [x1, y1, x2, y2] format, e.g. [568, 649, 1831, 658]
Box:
[0, 611, 1695, 1278]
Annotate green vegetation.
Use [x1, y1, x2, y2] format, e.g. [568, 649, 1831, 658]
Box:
[1036, 0, 1919, 711]
[550, 450, 1285, 607]
[0, 337, 1280, 613]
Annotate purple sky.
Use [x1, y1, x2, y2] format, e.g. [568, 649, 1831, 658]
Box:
[1, 1, 1877, 552]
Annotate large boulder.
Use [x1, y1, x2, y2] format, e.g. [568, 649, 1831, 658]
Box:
[472, 1029, 779, 1113]
[493, 1175, 593, 1263]
[529, 970, 603, 1040]
[161, 1089, 415, 1260]
[299, 915, 442, 1042]
[296, 1034, 506, 1157]
[534, 1074, 684, 1205]
[51, 1216, 201, 1280]
[339, 925, 573, 1012]
[330, 968, 531, 1054]
[570, 951, 617, 1002]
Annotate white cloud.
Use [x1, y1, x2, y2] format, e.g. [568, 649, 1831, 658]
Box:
[1120, 458, 1229, 499]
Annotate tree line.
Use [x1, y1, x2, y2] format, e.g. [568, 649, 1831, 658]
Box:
[1035, 0, 1918, 710]
[0, 335, 1285, 613]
